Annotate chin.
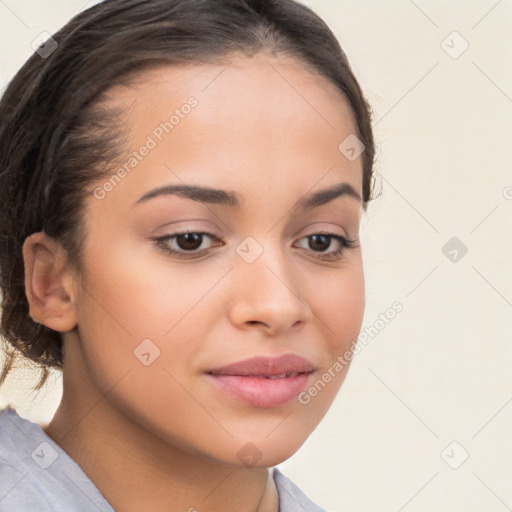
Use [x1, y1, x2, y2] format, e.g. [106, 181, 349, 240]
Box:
[232, 430, 314, 469]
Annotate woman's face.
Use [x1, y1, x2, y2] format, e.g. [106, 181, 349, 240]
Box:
[71, 53, 365, 467]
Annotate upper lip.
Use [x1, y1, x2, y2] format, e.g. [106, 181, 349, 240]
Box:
[206, 354, 316, 377]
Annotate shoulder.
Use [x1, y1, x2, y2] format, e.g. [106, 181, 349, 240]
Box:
[272, 467, 327, 512]
[0, 405, 114, 512]
[0, 405, 53, 511]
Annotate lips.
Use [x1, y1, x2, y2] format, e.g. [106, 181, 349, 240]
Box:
[205, 354, 315, 408]
[208, 354, 315, 376]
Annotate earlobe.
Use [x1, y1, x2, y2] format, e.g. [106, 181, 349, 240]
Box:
[22, 232, 78, 333]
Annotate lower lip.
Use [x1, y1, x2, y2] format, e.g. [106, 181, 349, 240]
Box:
[206, 373, 312, 408]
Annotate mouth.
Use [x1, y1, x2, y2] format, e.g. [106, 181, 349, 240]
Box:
[205, 354, 316, 408]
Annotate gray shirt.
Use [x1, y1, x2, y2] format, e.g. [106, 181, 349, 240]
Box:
[0, 405, 325, 511]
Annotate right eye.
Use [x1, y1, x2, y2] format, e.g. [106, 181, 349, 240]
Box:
[153, 231, 224, 259]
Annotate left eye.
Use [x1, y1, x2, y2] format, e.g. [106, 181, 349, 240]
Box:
[153, 231, 357, 260]
[294, 232, 357, 259]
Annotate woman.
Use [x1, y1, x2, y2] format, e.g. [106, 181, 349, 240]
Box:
[0, 0, 376, 510]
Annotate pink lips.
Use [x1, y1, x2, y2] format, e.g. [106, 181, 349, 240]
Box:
[206, 354, 315, 408]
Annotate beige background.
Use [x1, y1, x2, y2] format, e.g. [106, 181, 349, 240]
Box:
[1, 1, 511, 511]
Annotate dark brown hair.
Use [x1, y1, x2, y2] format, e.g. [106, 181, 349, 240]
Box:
[0, 0, 377, 392]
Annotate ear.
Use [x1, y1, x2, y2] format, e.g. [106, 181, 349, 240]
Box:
[22, 232, 78, 332]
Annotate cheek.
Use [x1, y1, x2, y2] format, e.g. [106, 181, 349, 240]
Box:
[73, 239, 226, 382]
[285, 261, 365, 437]
[76, 237, 209, 336]
[314, 259, 365, 355]
[72, 246, 214, 431]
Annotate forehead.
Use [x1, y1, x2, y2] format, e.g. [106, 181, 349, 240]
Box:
[106, 52, 358, 142]
[94, 53, 362, 211]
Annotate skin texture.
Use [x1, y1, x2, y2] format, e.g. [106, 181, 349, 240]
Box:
[24, 52, 366, 512]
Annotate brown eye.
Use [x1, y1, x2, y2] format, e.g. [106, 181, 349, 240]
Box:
[175, 233, 203, 251]
[153, 230, 357, 261]
[294, 232, 358, 260]
[153, 231, 223, 259]
[307, 234, 332, 252]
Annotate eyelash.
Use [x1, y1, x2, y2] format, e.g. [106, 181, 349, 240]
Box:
[152, 230, 358, 261]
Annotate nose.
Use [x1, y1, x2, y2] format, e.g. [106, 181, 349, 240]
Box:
[227, 240, 311, 335]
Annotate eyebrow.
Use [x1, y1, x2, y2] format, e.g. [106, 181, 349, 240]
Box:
[135, 181, 361, 212]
